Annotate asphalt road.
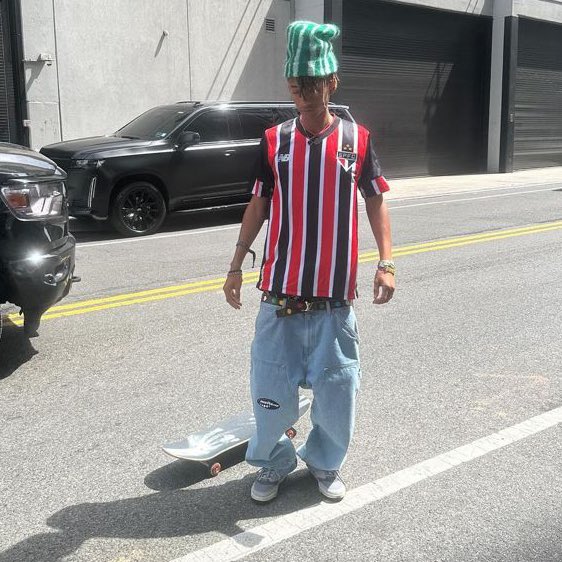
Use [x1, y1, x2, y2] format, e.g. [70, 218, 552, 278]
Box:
[1, 183, 561, 562]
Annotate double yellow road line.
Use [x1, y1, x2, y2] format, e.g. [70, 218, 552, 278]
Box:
[7, 219, 562, 326]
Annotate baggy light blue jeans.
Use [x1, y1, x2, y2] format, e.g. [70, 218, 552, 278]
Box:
[245, 300, 361, 473]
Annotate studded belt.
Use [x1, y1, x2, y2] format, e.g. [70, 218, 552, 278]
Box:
[261, 292, 353, 318]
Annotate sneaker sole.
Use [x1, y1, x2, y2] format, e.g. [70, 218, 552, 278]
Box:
[318, 485, 346, 500]
[306, 465, 346, 500]
[251, 488, 279, 502]
[251, 476, 287, 503]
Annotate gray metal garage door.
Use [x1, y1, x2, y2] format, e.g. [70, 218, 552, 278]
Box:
[514, 18, 562, 170]
[337, 0, 491, 178]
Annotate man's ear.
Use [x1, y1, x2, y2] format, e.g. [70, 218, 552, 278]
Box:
[329, 75, 339, 95]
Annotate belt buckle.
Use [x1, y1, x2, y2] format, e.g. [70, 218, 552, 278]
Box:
[304, 300, 313, 312]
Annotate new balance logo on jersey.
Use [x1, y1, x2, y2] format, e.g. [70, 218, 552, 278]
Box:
[337, 150, 357, 172]
[278, 153, 290, 163]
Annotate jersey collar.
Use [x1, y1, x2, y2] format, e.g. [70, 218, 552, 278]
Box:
[295, 115, 340, 143]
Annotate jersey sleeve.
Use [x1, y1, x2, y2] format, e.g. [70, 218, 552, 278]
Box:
[251, 134, 275, 198]
[357, 133, 390, 198]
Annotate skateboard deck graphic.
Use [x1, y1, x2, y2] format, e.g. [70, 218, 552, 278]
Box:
[162, 395, 311, 476]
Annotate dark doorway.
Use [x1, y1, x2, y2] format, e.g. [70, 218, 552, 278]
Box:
[513, 18, 562, 170]
[337, 0, 492, 177]
[0, 0, 25, 145]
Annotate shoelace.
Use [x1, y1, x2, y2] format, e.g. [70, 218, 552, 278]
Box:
[320, 470, 339, 480]
[257, 467, 281, 483]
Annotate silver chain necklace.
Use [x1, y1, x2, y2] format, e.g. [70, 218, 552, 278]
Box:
[299, 115, 333, 138]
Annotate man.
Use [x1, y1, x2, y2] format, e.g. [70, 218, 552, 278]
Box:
[223, 21, 395, 502]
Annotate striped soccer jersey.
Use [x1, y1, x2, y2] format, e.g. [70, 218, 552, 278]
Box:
[252, 116, 390, 301]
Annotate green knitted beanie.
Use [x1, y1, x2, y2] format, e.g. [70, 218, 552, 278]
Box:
[284, 21, 340, 78]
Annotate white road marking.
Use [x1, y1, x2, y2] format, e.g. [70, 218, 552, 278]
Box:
[170, 405, 562, 562]
[75, 185, 558, 249]
[385, 181, 560, 202]
[383, 187, 558, 211]
[77, 224, 240, 248]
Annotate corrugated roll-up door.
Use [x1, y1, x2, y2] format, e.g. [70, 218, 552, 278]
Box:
[0, 0, 17, 144]
[514, 19, 562, 170]
[337, 0, 491, 178]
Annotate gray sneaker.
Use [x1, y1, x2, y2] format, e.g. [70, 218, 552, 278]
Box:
[306, 464, 346, 500]
[251, 467, 289, 502]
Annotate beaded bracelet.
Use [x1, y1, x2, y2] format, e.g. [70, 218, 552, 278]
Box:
[227, 269, 243, 277]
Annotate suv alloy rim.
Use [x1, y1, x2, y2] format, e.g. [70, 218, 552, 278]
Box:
[119, 187, 163, 233]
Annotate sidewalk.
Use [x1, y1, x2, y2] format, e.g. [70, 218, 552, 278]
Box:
[385, 166, 562, 200]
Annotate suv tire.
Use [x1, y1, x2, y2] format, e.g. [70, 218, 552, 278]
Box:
[110, 181, 166, 237]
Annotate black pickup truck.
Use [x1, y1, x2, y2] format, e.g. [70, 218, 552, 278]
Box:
[0, 143, 78, 335]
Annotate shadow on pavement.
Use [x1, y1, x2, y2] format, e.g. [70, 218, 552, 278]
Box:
[71, 206, 246, 244]
[0, 317, 38, 380]
[0, 470, 319, 562]
[145, 447, 248, 490]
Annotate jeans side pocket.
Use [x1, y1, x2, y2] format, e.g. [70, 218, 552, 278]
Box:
[333, 307, 359, 342]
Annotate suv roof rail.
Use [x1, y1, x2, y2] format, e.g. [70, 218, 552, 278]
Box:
[173, 100, 349, 108]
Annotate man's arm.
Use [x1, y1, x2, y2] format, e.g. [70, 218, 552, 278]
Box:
[223, 195, 269, 309]
[364, 194, 395, 305]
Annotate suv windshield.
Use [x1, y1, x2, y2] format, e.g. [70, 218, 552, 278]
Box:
[115, 106, 195, 140]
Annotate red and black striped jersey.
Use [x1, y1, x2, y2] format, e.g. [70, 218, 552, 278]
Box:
[252, 116, 390, 301]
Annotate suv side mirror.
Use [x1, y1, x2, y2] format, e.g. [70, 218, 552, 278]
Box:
[177, 131, 200, 149]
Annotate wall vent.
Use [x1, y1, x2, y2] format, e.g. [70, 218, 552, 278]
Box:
[265, 18, 275, 33]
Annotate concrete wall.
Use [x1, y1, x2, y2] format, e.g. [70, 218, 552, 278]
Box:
[20, 0, 61, 150]
[190, 0, 289, 102]
[515, 0, 562, 22]
[295, 0, 324, 21]
[54, 0, 191, 142]
[390, 0, 494, 16]
[393, 0, 562, 22]
[20, 0, 291, 149]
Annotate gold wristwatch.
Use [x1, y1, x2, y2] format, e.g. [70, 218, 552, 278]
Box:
[377, 260, 396, 275]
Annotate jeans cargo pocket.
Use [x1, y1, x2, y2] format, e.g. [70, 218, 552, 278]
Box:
[333, 307, 359, 342]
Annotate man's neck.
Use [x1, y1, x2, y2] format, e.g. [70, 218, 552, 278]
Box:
[299, 108, 333, 136]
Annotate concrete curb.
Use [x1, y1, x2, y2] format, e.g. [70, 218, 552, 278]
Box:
[385, 166, 562, 200]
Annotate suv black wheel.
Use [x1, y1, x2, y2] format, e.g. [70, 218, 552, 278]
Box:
[110, 182, 166, 236]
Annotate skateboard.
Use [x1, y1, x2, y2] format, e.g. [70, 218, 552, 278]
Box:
[162, 395, 311, 477]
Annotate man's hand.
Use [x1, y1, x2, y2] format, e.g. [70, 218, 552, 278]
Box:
[373, 270, 395, 304]
[223, 274, 243, 309]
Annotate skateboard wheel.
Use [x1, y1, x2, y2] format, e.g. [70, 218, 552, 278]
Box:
[285, 427, 297, 439]
[210, 462, 222, 477]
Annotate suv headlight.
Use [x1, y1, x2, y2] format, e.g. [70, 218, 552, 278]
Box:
[0, 181, 65, 220]
[74, 159, 104, 169]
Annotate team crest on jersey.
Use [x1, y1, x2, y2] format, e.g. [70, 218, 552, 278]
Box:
[337, 144, 357, 172]
[277, 153, 290, 163]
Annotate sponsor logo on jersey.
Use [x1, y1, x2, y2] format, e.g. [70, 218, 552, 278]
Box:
[277, 153, 290, 163]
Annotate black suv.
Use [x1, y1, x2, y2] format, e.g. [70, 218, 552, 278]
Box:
[0, 143, 77, 335]
[41, 101, 353, 236]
